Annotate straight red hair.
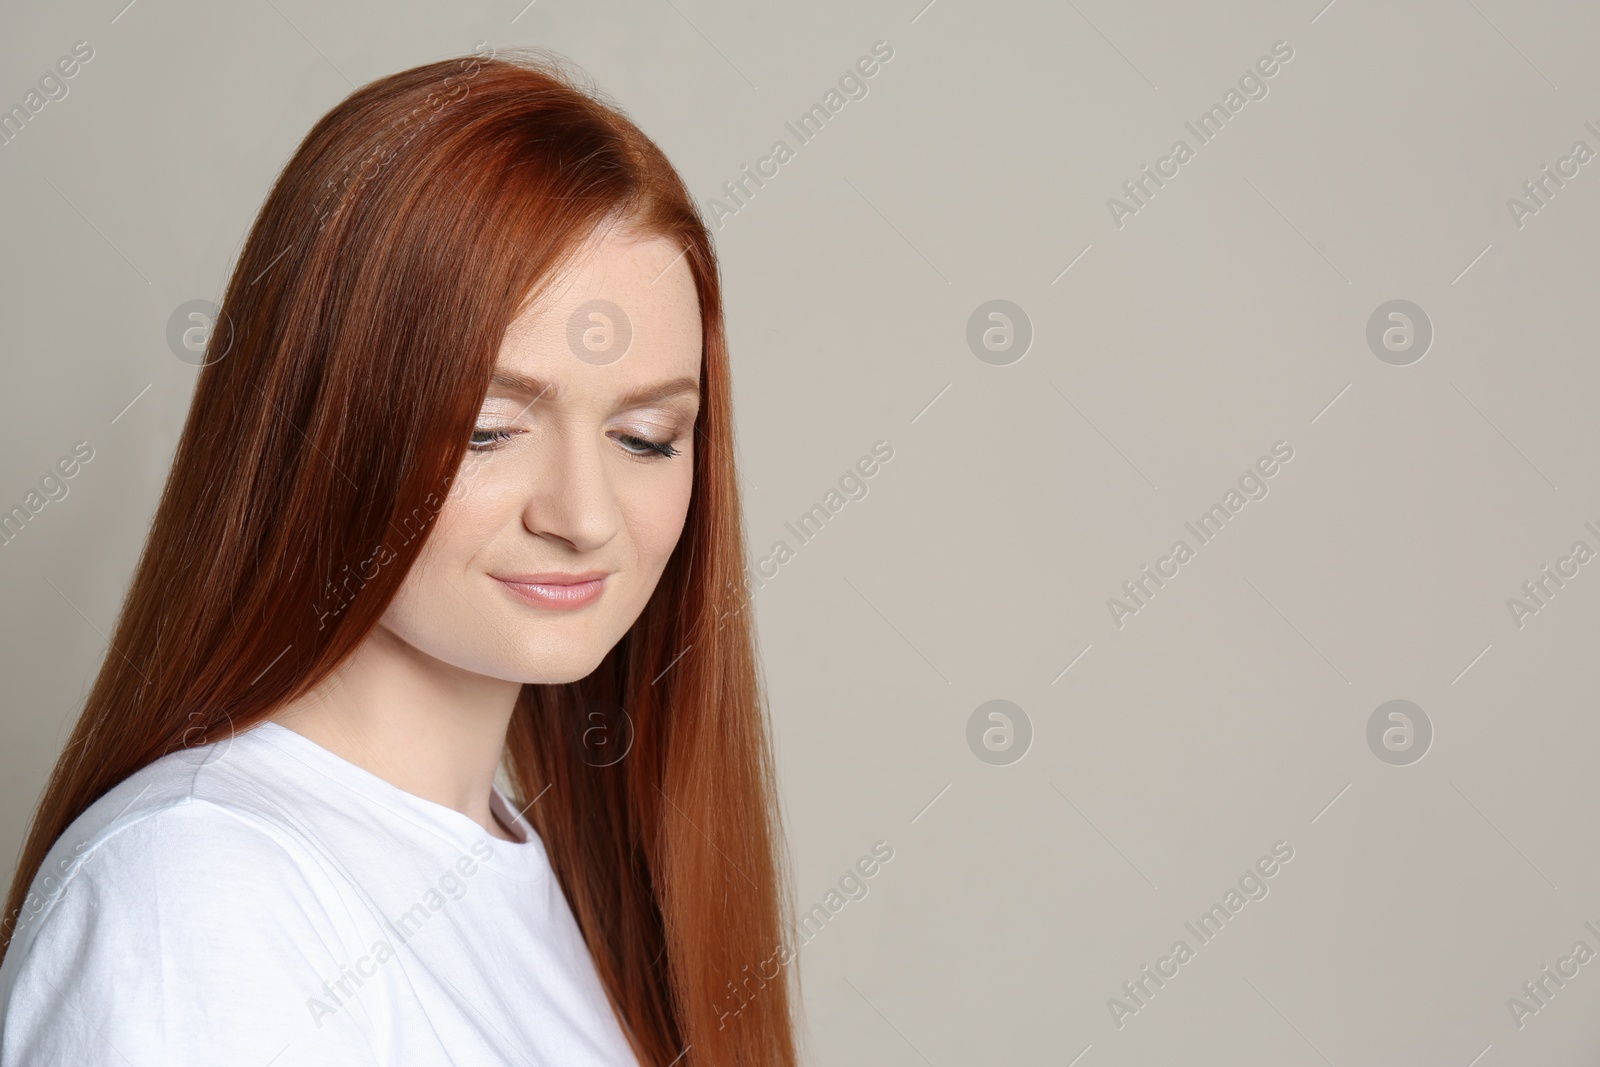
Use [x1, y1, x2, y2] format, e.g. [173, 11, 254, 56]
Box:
[1, 46, 800, 1066]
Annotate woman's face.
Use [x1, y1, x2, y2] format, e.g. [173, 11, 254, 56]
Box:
[378, 224, 702, 685]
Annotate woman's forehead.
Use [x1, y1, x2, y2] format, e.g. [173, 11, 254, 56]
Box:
[500, 234, 701, 382]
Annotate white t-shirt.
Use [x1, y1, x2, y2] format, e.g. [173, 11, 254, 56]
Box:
[0, 720, 642, 1066]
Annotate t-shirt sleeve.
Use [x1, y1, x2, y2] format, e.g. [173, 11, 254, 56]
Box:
[1, 800, 386, 1067]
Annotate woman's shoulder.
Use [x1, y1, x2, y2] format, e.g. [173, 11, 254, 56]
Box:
[12, 725, 334, 923]
[0, 738, 383, 1064]
[4, 764, 355, 960]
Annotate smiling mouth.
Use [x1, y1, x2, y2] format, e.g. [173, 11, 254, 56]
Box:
[492, 573, 609, 610]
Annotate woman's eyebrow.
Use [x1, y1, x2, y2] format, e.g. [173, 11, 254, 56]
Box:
[489, 370, 559, 402]
[618, 376, 701, 408]
[488, 370, 700, 409]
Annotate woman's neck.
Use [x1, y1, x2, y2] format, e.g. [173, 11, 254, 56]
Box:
[266, 622, 524, 841]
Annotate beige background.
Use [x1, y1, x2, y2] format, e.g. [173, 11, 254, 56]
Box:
[4, 0, 1600, 1063]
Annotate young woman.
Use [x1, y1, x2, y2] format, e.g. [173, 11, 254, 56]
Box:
[0, 46, 800, 1066]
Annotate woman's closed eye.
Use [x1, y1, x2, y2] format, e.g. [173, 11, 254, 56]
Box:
[469, 427, 519, 451]
[466, 425, 683, 458]
[614, 432, 681, 459]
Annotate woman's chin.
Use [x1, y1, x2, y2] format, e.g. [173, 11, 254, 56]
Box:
[500, 647, 609, 687]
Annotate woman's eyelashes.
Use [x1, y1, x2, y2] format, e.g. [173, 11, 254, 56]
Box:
[468, 427, 519, 451]
[615, 432, 681, 458]
[466, 424, 684, 458]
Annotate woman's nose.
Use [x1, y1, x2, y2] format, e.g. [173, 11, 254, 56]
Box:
[519, 432, 622, 552]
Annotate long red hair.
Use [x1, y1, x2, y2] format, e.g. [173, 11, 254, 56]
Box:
[1, 45, 800, 1066]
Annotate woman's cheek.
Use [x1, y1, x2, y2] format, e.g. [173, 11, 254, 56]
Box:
[631, 477, 693, 570]
[446, 462, 528, 537]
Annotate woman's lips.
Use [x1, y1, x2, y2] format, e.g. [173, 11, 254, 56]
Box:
[493, 573, 608, 610]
